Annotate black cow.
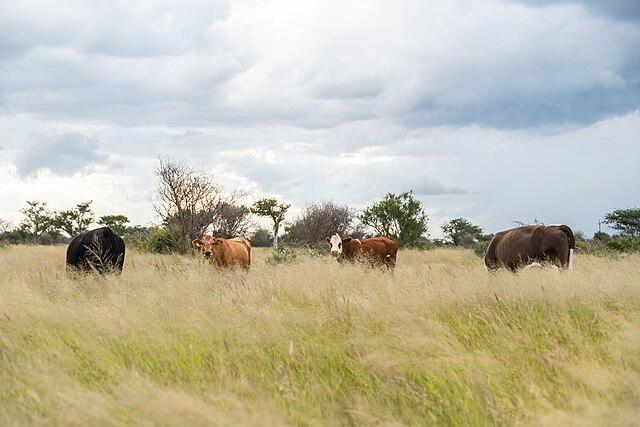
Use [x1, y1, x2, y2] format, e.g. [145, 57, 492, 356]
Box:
[66, 227, 125, 274]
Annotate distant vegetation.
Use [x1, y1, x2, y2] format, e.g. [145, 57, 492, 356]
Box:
[1, 159, 639, 255]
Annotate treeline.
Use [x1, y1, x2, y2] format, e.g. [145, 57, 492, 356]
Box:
[1, 159, 638, 255]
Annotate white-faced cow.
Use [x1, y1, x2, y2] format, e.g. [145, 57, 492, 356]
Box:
[192, 235, 251, 270]
[484, 224, 575, 272]
[326, 234, 398, 269]
[66, 226, 125, 274]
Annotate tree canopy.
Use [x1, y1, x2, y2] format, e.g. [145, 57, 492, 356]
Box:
[250, 198, 290, 247]
[359, 191, 428, 247]
[442, 218, 483, 246]
[604, 208, 640, 237]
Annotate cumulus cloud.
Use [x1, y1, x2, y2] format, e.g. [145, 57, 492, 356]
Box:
[0, 0, 638, 128]
[14, 132, 106, 177]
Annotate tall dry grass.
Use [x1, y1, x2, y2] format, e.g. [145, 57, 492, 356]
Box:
[0, 245, 639, 426]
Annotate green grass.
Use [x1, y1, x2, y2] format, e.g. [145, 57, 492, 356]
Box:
[0, 246, 639, 425]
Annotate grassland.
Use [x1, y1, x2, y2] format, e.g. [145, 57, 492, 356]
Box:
[0, 245, 639, 426]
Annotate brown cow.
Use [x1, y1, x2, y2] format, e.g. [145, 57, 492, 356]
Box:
[192, 235, 251, 269]
[484, 225, 575, 271]
[326, 234, 398, 269]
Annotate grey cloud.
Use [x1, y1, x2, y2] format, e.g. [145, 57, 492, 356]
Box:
[508, 1, 640, 21]
[0, 1, 230, 59]
[15, 132, 106, 177]
[1, 1, 638, 130]
[406, 82, 640, 128]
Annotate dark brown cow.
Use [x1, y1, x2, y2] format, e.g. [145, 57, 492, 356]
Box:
[326, 234, 398, 269]
[485, 225, 575, 271]
[192, 235, 251, 269]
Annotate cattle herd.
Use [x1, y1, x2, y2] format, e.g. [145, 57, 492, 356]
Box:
[65, 223, 576, 274]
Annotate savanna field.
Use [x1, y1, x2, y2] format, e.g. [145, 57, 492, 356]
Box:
[1, 245, 639, 426]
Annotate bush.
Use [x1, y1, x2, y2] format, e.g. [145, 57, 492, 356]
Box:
[283, 201, 356, 248]
[410, 237, 441, 250]
[472, 240, 490, 257]
[606, 236, 640, 253]
[143, 228, 176, 254]
[249, 227, 273, 247]
[593, 231, 610, 242]
[266, 245, 298, 265]
[0, 229, 68, 245]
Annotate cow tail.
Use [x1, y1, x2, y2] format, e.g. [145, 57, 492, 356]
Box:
[558, 225, 575, 270]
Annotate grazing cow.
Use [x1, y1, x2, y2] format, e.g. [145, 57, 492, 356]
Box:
[485, 225, 575, 272]
[326, 234, 398, 269]
[66, 226, 126, 274]
[192, 235, 251, 269]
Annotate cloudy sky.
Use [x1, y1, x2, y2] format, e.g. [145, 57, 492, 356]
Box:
[1, 0, 638, 237]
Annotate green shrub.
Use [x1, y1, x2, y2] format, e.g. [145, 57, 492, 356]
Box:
[606, 236, 640, 253]
[472, 240, 490, 257]
[267, 245, 298, 265]
[593, 231, 610, 242]
[142, 228, 176, 254]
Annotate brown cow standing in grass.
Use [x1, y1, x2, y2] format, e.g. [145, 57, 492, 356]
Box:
[484, 224, 575, 272]
[326, 234, 398, 269]
[192, 236, 251, 270]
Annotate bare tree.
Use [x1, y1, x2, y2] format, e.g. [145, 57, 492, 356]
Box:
[209, 202, 251, 238]
[153, 159, 242, 252]
[283, 201, 356, 248]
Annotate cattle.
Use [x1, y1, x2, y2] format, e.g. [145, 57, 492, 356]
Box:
[484, 224, 575, 271]
[66, 226, 126, 274]
[192, 235, 251, 269]
[326, 234, 398, 269]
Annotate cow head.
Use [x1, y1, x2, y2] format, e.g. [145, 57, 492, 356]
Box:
[192, 235, 223, 258]
[326, 234, 352, 257]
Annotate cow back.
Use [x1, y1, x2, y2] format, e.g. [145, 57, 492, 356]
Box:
[486, 225, 573, 271]
[212, 237, 251, 269]
[344, 236, 398, 268]
[66, 227, 126, 273]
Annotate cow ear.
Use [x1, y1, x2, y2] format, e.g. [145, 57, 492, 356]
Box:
[192, 239, 202, 248]
[342, 237, 352, 244]
[325, 236, 331, 244]
[214, 238, 223, 245]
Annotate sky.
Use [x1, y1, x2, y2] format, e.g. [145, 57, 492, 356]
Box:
[0, 0, 638, 238]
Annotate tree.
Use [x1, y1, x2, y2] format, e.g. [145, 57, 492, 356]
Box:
[604, 208, 640, 237]
[153, 159, 242, 253]
[250, 198, 290, 247]
[99, 215, 130, 236]
[593, 231, 610, 242]
[359, 191, 428, 247]
[209, 203, 251, 238]
[0, 218, 10, 235]
[19, 201, 57, 236]
[53, 201, 94, 237]
[441, 218, 483, 246]
[249, 227, 273, 247]
[283, 201, 355, 247]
